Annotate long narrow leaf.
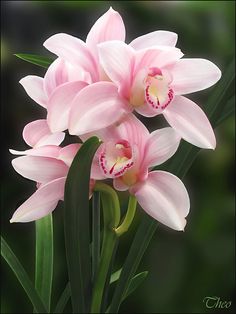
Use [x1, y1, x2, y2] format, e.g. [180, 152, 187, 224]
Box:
[215, 95, 235, 126]
[108, 218, 156, 313]
[35, 213, 53, 312]
[14, 53, 54, 68]
[124, 271, 148, 300]
[54, 283, 71, 313]
[64, 136, 101, 313]
[1, 236, 47, 313]
[92, 191, 100, 281]
[109, 59, 235, 313]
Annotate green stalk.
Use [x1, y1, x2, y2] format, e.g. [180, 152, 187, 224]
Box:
[115, 195, 137, 237]
[35, 214, 53, 312]
[90, 183, 120, 313]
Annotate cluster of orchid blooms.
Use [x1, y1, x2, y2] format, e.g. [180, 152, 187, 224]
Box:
[10, 8, 221, 231]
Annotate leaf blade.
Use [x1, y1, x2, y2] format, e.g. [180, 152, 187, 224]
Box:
[123, 271, 148, 300]
[54, 283, 71, 313]
[1, 236, 47, 313]
[64, 136, 101, 313]
[35, 214, 53, 312]
[14, 53, 54, 68]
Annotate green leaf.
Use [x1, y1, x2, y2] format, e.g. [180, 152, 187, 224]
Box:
[54, 283, 71, 313]
[14, 53, 54, 68]
[108, 217, 156, 313]
[109, 269, 148, 298]
[92, 191, 101, 281]
[106, 271, 148, 312]
[1, 236, 47, 313]
[124, 271, 148, 300]
[110, 269, 122, 284]
[64, 136, 101, 313]
[109, 59, 235, 313]
[35, 214, 53, 312]
[215, 94, 235, 126]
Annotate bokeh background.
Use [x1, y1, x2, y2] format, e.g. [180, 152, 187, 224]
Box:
[1, 1, 235, 313]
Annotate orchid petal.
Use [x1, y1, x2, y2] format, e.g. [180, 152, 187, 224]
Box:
[23, 119, 65, 147]
[43, 33, 98, 82]
[47, 81, 88, 132]
[134, 46, 183, 75]
[170, 58, 221, 95]
[164, 96, 216, 149]
[144, 128, 181, 168]
[43, 58, 68, 98]
[9, 145, 61, 158]
[86, 7, 125, 55]
[19, 76, 47, 108]
[98, 41, 134, 98]
[69, 82, 127, 135]
[91, 150, 106, 180]
[130, 31, 178, 50]
[58, 143, 81, 167]
[10, 177, 66, 223]
[134, 171, 190, 231]
[12, 155, 68, 183]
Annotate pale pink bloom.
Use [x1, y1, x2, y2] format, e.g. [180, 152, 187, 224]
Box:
[43, 8, 179, 134]
[69, 39, 221, 149]
[10, 119, 65, 157]
[90, 114, 189, 231]
[10, 142, 82, 223]
[19, 57, 88, 133]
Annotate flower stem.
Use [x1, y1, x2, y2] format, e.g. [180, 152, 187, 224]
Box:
[115, 195, 137, 237]
[90, 183, 120, 313]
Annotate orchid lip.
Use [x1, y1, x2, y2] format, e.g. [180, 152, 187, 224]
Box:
[145, 67, 174, 110]
[99, 140, 134, 178]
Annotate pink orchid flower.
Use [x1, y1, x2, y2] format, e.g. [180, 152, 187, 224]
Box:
[19, 57, 88, 133]
[10, 142, 81, 223]
[9, 120, 95, 222]
[43, 7, 179, 134]
[68, 39, 221, 149]
[91, 114, 190, 231]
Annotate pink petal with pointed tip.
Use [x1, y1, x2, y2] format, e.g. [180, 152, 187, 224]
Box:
[43, 33, 98, 82]
[170, 58, 221, 95]
[98, 41, 134, 98]
[9, 145, 61, 158]
[163, 96, 216, 149]
[23, 119, 65, 147]
[58, 143, 81, 167]
[144, 128, 181, 168]
[10, 177, 66, 223]
[69, 82, 127, 135]
[43, 58, 69, 98]
[47, 81, 88, 132]
[86, 7, 125, 59]
[12, 155, 68, 183]
[134, 171, 190, 231]
[19, 76, 47, 108]
[130, 31, 178, 50]
[134, 46, 183, 75]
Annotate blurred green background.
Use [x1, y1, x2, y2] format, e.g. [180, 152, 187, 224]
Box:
[1, 1, 235, 313]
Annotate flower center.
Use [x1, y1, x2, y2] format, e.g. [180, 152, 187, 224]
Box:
[130, 67, 174, 111]
[145, 67, 174, 110]
[99, 140, 134, 178]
